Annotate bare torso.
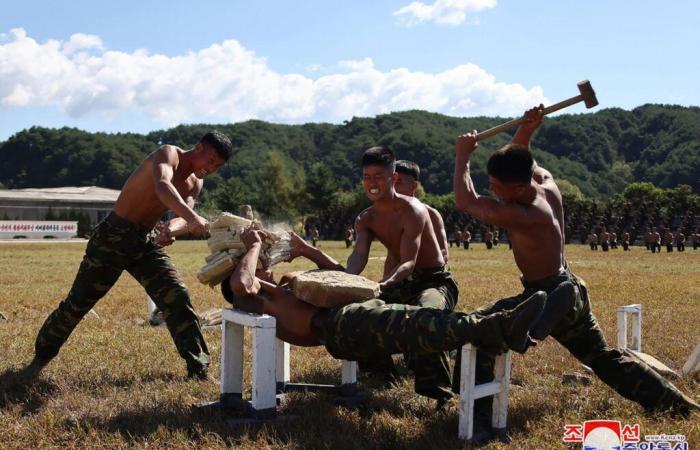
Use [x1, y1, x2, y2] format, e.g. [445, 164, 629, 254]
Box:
[359, 195, 444, 270]
[506, 174, 565, 282]
[113, 146, 200, 227]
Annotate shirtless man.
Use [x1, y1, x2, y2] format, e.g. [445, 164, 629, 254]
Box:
[218, 228, 545, 374]
[452, 226, 463, 248]
[347, 146, 456, 404]
[652, 227, 662, 253]
[344, 225, 354, 248]
[454, 105, 698, 436]
[621, 230, 631, 251]
[463, 228, 472, 250]
[27, 131, 232, 379]
[600, 228, 610, 252]
[393, 159, 449, 263]
[645, 228, 653, 251]
[484, 229, 494, 249]
[676, 229, 686, 252]
[587, 231, 598, 251]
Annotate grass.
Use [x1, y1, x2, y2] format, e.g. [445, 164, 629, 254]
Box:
[1, 240, 699, 449]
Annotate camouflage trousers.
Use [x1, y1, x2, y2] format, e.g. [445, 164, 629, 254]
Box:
[34, 212, 209, 374]
[350, 269, 459, 401]
[469, 266, 691, 415]
[312, 297, 505, 367]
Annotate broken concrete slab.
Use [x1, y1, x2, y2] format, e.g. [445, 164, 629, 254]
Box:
[682, 341, 700, 377]
[292, 270, 380, 308]
[631, 350, 678, 379]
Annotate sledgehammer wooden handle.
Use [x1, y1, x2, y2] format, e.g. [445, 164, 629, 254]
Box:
[475, 80, 598, 141]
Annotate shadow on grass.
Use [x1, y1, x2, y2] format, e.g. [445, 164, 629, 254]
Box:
[0, 366, 58, 415]
[72, 385, 537, 450]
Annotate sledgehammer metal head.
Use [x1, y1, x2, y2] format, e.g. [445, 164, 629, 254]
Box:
[577, 80, 598, 109]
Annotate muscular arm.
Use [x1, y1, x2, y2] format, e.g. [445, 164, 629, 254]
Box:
[453, 137, 530, 229]
[230, 230, 263, 296]
[382, 252, 398, 278]
[380, 207, 424, 289]
[152, 146, 199, 221]
[346, 215, 372, 275]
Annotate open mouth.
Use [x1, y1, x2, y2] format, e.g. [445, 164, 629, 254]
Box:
[369, 188, 380, 195]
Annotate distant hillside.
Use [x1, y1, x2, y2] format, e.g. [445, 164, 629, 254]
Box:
[1, 105, 698, 205]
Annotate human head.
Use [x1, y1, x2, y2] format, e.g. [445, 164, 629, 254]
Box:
[486, 143, 534, 203]
[200, 130, 233, 161]
[361, 146, 397, 202]
[394, 160, 420, 196]
[192, 130, 232, 178]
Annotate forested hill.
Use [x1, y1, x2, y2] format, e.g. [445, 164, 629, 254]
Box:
[1, 104, 698, 203]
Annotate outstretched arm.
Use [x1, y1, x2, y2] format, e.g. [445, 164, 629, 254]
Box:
[287, 232, 344, 271]
[453, 132, 531, 228]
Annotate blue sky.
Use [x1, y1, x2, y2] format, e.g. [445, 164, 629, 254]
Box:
[1, 0, 698, 140]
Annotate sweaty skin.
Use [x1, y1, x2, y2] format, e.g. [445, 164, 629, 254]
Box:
[453, 105, 565, 282]
[114, 144, 224, 235]
[347, 164, 444, 290]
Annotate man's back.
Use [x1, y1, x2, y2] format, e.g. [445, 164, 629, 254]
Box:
[506, 169, 565, 281]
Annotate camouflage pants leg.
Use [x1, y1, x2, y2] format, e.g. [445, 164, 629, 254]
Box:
[127, 242, 209, 374]
[552, 307, 690, 412]
[356, 274, 458, 401]
[407, 284, 457, 401]
[319, 299, 506, 362]
[35, 221, 128, 360]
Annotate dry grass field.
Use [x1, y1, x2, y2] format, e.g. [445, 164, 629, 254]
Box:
[1, 240, 699, 449]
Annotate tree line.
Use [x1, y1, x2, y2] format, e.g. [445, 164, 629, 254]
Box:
[0, 104, 698, 224]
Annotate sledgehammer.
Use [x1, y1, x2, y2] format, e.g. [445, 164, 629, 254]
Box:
[475, 80, 598, 141]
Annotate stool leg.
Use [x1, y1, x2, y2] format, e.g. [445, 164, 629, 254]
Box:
[252, 326, 277, 412]
[631, 308, 642, 352]
[341, 360, 357, 385]
[221, 321, 244, 398]
[492, 352, 512, 430]
[617, 309, 628, 350]
[276, 339, 290, 387]
[459, 344, 477, 440]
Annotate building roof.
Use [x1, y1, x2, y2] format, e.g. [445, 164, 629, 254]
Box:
[0, 186, 120, 204]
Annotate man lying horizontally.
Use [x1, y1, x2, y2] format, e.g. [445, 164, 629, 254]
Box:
[215, 227, 547, 361]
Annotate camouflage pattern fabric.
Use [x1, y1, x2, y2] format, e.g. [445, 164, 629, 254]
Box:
[468, 265, 693, 416]
[34, 212, 209, 374]
[344, 269, 458, 401]
[313, 298, 508, 363]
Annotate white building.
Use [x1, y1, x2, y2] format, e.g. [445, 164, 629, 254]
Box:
[0, 186, 120, 224]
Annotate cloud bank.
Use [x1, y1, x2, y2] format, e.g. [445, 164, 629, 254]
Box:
[0, 28, 547, 127]
[394, 0, 497, 26]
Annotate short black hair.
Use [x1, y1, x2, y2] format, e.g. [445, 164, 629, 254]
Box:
[395, 160, 420, 181]
[487, 143, 534, 184]
[362, 146, 395, 171]
[200, 130, 232, 161]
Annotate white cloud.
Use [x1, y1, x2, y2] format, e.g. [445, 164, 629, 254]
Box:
[62, 33, 104, 55]
[394, 0, 497, 26]
[0, 27, 547, 127]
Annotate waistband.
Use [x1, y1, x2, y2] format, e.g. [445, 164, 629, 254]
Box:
[521, 266, 573, 292]
[406, 265, 446, 282]
[104, 212, 152, 235]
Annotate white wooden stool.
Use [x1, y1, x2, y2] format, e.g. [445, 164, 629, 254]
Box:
[219, 308, 358, 419]
[617, 304, 642, 351]
[459, 344, 512, 441]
